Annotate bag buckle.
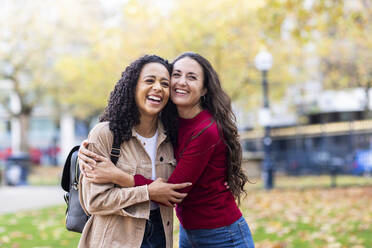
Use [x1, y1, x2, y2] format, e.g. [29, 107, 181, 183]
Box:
[73, 181, 79, 191]
[64, 193, 69, 204]
[110, 148, 120, 157]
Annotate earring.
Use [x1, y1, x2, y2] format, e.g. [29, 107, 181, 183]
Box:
[201, 95, 206, 103]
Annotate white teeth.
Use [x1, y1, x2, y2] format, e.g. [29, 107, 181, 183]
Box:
[148, 95, 161, 101]
[175, 89, 187, 94]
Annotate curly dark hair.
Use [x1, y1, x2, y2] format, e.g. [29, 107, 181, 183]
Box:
[173, 52, 248, 204]
[100, 55, 178, 146]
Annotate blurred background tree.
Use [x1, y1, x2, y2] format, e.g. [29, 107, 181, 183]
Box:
[55, 0, 301, 120]
[1, 0, 370, 152]
[259, 0, 371, 111]
[0, 0, 104, 152]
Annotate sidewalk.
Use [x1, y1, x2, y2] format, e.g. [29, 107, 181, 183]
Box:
[0, 186, 64, 214]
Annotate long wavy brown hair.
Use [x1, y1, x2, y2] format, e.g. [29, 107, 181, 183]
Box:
[173, 52, 248, 203]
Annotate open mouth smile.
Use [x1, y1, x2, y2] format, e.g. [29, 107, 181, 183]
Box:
[147, 95, 163, 104]
[174, 89, 188, 96]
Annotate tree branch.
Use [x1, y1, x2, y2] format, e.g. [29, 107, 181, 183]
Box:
[0, 96, 15, 117]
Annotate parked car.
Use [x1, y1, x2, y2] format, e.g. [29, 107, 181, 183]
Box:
[352, 150, 372, 176]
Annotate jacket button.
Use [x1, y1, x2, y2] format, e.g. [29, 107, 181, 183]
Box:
[167, 221, 170, 226]
[160, 157, 164, 162]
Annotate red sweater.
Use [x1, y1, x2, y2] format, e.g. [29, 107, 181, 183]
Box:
[134, 110, 242, 229]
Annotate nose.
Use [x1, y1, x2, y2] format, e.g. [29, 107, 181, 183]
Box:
[178, 75, 187, 86]
[152, 81, 162, 91]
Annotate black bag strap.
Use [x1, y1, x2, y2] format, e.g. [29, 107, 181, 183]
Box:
[110, 135, 121, 165]
[61, 134, 121, 193]
[73, 137, 121, 190]
[73, 136, 121, 191]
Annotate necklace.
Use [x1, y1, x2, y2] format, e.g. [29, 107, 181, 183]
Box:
[137, 130, 158, 147]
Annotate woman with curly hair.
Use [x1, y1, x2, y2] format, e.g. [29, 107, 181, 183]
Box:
[79, 52, 255, 247]
[78, 55, 191, 248]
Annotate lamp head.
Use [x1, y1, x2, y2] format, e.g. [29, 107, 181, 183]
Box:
[255, 50, 273, 71]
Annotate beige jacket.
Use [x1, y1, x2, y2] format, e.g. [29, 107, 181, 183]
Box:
[78, 121, 176, 248]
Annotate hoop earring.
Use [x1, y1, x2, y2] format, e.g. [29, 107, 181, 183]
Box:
[201, 95, 206, 104]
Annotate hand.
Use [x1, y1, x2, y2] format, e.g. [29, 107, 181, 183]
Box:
[83, 158, 122, 184]
[148, 178, 192, 207]
[78, 140, 106, 174]
[78, 140, 134, 187]
[78, 140, 119, 184]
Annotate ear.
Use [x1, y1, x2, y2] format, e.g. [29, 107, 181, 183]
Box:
[201, 87, 207, 97]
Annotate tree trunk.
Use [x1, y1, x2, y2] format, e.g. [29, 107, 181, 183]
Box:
[364, 82, 371, 119]
[19, 114, 30, 153]
[12, 114, 30, 155]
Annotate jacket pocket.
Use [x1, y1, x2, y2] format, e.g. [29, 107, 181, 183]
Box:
[116, 159, 137, 175]
[156, 158, 176, 179]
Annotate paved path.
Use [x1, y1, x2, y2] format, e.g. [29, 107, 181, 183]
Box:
[0, 186, 64, 214]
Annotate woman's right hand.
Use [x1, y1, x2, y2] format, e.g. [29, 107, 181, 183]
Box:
[78, 140, 99, 173]
[148, 178, 191, 207]
[78, 140, 134, 186]
[78, 140, 116, 183]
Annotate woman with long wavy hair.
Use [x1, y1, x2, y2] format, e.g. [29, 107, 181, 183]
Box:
[79, 52, 254, 247]
[78, 55, 190, 248]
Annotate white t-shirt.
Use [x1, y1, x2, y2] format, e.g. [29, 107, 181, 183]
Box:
[136, 130, 159, 210]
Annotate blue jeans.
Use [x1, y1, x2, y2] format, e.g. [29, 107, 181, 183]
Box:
[179, 216, 255, 248]
[141, 208, 166, 248]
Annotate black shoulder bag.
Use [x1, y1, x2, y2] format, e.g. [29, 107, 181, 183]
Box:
[61, 136, 121, 233]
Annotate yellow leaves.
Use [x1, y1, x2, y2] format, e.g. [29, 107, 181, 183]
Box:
[265, 221, 284, 234]
[52, 227, 64, 239]
[60, 239, 70, 246]
[0, 205, 80, 247]
[11, 243, 20, 248]
[241, 184, 372, 247]
[9, 231, 23, 238]
[25, 234, 33, 240]
[1, 235, 10, 244]
[255, 240, 287, 248]
[44, 0, 372, 117]
[54, 55, 118, 119]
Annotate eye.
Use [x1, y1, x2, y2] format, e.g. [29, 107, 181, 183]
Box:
[188, 75, 197, 80]
[161, 81, 169, 88]
[172, 73, 181, 78]
[145, 79, 154, 84]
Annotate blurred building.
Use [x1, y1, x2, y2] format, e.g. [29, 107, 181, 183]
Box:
[240, 85, 372, 176]
[0, 85, 88, 165]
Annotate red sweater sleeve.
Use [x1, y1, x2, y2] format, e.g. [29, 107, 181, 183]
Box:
[133, 174, 153, 186]
[134, 124, 220, 194]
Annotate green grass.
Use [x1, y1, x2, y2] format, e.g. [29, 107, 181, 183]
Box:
[0, 206, 80, 248]
[249, 174, 372, 189]
[240, 181, 372, 248]
[1, 176, 372, 248]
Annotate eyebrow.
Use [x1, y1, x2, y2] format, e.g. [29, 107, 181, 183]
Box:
[173, 70, 198, 76]
[144, 75, 169, 81]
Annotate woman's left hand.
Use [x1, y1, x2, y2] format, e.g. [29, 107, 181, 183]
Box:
[83, 156, 121, 184]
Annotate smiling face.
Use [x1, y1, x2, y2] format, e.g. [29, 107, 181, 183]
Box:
[135, 62, 170, 119]
[171, 57, 207, 117]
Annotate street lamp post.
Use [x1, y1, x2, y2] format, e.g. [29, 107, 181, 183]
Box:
[255, 50, 274, 190]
